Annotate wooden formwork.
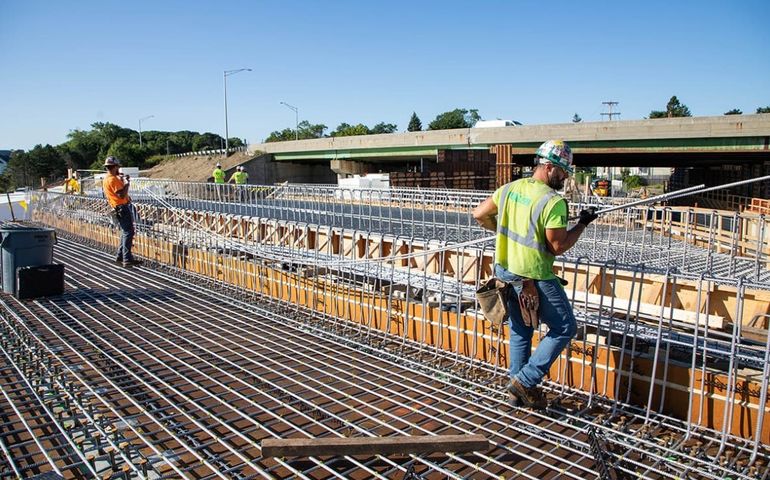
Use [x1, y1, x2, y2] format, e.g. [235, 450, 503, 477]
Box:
[61, 203, 770, 327]
[634, 207, 770, 260]
[35, 209, 770, 443]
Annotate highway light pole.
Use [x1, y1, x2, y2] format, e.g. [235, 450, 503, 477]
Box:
[223, 68, 251, 154]
[138, 115, 154, 147]
[280, 101, 299, 140]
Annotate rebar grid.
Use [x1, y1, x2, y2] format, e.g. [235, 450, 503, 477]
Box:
[14, 183, 770, 479]
[2, 237, 766, 479]
[37, 192, 769, 370]
[33, 193, 770, 428]
[0, 240, 590, 478]
[104, 179, 770, 283]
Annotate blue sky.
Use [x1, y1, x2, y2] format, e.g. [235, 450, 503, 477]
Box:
[1, 0, 768, 150]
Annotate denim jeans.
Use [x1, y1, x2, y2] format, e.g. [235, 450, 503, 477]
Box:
[494, 264, 577, 388]
[115, 204, 135, 262]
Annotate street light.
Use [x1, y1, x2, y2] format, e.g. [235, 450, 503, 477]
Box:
[280, 101, 299, 140]
[224, 68, 251, 154]
[138, 115, 154, 147]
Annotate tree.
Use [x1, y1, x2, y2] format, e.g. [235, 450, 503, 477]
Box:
[649, 96, 692, 118]
[724, 108, 742, 115]
[330, 123, 370, 137]
[4, 145, 67, 188]
[104, 138, 144, 168]
[370, 122, 397, 134]
[407, 112, 422, 132]
[624, 175, 646, 190]
[326, 121, 397, 138]
[572, 113, 582, 123]
[297, 120, 327, 139]
[757, 106, 770, 114]
[265, 120, 327, 142]
[192, 133, 224, 151]
[62, 129, 101, 170]
[265, 128, 296, 142]
[428, 108, 480, 130]
[91, 122, 137, 155]
[1, 123, 241, 184]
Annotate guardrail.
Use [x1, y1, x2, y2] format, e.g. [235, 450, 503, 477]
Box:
[172, 146, 247, 158]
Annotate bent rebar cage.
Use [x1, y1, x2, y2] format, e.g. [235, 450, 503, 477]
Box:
[0, 181, 767, 479]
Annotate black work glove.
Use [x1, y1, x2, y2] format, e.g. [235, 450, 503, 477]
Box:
[578, 207, 598, 226]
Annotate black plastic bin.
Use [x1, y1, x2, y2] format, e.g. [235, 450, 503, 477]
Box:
[16, 264, 65, 299]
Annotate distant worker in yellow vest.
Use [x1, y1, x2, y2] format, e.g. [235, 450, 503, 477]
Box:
[228, 166, 249, 201]
[228, 166, 249, 184]
[64, 172, 81, 194]
[472, 140, 597, 410]
[212, 163, 225, 184]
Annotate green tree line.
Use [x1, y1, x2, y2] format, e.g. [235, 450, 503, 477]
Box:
[7, 98, 767, 191]
[264, 108, 484, 142]
[2, 122, 242, 191]
[647, 95, 770, 118]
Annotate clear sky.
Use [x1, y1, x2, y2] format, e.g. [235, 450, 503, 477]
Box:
[1, 0, 768, 150]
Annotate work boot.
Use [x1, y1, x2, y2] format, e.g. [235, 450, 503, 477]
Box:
[122, 259, 143, 268]
[507, 378, 547, 410]
[506, 390, 522, 408]
[115, 256, 123, 264]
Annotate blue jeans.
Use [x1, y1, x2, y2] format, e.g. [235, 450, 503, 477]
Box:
[494, 264, 577, 388]
[115, 204, 135, 262]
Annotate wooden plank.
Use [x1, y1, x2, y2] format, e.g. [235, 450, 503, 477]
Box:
[261, 434, 488, 458]
[571, 290, 725, 329]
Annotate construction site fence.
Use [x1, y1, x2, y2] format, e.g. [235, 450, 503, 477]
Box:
[30, 191, 770, 455]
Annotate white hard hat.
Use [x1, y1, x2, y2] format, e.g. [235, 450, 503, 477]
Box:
[535, 140, 573, 174]
[216, 163, 221, 168]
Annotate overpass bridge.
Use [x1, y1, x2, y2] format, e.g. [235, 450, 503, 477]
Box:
[249, 114, 770, 168]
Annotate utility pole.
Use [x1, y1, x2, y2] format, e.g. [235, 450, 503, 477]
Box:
[223, 68, 252, 155]
[601, 101, 621, 121]
[280, 102, 299, 140]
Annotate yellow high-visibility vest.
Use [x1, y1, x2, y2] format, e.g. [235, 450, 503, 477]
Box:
[492, 178, 567, 280]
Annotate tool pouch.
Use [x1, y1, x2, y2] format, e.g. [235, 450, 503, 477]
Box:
[518, 279, 540, 329]
[476, 277, 510, 326]
[108, 208, 120, 226]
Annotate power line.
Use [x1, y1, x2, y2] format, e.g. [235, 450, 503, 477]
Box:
[601, 101, 621, 121]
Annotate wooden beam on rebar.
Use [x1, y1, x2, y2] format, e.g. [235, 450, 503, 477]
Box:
[261, 434, 489, 458]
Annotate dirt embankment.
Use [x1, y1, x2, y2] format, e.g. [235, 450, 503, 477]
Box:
[142, 151, 256, 182]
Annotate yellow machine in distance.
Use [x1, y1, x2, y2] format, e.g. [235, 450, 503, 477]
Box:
[592, 178, 611, 197]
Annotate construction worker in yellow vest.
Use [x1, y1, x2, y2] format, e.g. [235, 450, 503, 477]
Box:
[64, 172, 81, 194]
[472, 140, 597, 410]
[228, 166, 248, 185]
[228, 166, 249, 201]
[212, 163, 225, 184]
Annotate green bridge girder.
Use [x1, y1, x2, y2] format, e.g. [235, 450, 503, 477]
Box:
[272, 136, 769, 162]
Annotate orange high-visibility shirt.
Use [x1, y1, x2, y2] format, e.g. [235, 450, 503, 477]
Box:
[102, 174, 129, 208]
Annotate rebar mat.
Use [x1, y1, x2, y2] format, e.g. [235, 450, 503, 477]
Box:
[0, 238, 767, 479]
